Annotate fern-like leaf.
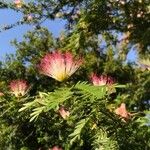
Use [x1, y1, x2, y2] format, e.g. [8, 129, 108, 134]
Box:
[74, 82, 107, 100]
[39, 87, 73, 110]
[93, 129, 119, 150]
[69, 118, 89, 145]
[19, 87, 73, 121]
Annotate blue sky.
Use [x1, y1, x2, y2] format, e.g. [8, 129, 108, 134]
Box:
[0, 9, 137, 61]
[0, 9, 66, 60]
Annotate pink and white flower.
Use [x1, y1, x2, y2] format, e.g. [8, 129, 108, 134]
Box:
[14, 0, 23, 8]
[9, 79, 29, 97]
[38, 51, 82, 82]
[90, 73, 114, 86]
[0, 92, 4, 96]
[51, 146, 63, 150]
[115, 103, 131, 119]
[27, 14, 33, 21]
[58, 107, 70, 119]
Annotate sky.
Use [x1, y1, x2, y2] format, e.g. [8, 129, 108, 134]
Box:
[0, 8, 137, 61]
[0, 9, 66, 60]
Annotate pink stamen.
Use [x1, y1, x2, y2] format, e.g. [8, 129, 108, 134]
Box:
[38, 51, 82, 82]
[90, 73, 114, 86]
[115, 103, 131, 119]
[58, 107, 70, 119]
[9, 79, 29, 97]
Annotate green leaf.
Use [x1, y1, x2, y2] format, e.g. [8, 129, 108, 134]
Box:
[93, 129, 119, 150]
[69, 118, 89, 145]
[41, 87, 73, 110]
[114, 84, 126, 88]
[30, 106, 45, 122]
[19, 88, 73, 121]
[19, 101, 36, 112]
[74, 82, 107, 100]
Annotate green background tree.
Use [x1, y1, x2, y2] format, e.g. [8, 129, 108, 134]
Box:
[0, 0, 149, 149]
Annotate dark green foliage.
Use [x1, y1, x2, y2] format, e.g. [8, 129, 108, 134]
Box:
[0, 0, 149, 149]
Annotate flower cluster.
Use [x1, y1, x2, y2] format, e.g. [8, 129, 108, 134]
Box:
[90, 73, 114, 86]
[27, 14, 33, 21]
[115, 103, 131, 120]
[38, 51, 82, 82]
[14, 0, 23, 8]
[0, 92, 4, 96]
[50, 146, 63, 150]
[58, 107, 70, 119]
[9, 79, 29, 97]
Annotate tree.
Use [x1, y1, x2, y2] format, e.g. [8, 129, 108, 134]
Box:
[0, 0, 149, 149]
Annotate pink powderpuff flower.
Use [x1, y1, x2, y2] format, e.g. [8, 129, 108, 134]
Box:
[27, 14, 33, 21]
[0, 92, 4, 96]
[58, 107, 70, 119]
[9, 79, 29, 97]
[90, 73, 114, 86]
[38, 51, 82, 82]
[14, 0, 23, 8]
[51, 146, 63, 150]
[115, 103, 131, 119]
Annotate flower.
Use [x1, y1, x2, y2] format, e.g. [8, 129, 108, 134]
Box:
[55, 12, 64, 18]
[14, 0, 23, 8]
[0, 92, 4, 96]
[115, 103, 131, 119]
[51, 146, 63, 150]
[58, 107, 70, 119]
[9, 79, 29, 97]
[27, 14, 33, 21]
[90, 73, 114, 86]
[38, 51, 82, 82]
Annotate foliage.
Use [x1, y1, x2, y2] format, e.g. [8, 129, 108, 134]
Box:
[0, 0, 150, 150]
